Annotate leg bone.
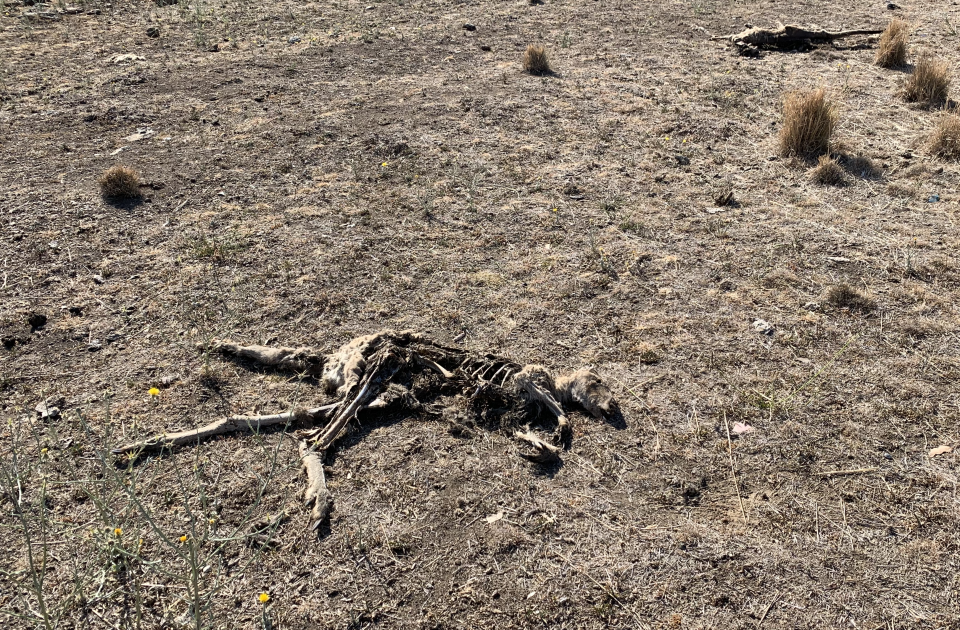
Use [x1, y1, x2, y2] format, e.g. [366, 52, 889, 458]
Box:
[112, 404, 336, 456]
[299, 441, 333, 530]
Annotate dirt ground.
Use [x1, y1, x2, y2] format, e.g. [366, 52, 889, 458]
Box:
[2, 0, 960, 627]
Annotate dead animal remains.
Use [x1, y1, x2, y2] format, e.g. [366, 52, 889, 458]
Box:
[113, 330, 620, 530]
[712, 22, 883, 55]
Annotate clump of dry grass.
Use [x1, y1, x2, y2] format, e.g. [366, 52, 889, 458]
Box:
[875, 18, 908, 68]
[522, 45, 551, 76]
[810, 155, 846, 186]
[928, 109, 960, 159]
[826, 283, 875, 312]
[843, 154, 882, 179]
[98, 165, 141, 199]
[902, 56, 951, 106]
[778, 89, 837, 159]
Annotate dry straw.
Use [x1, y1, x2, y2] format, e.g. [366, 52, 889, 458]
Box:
[779, 89, 838, 159]
[810, 155, 845, 186]
[875, 18, 908, 68]
[902, 55, 951, 106]
[929, 109, 960, 159]
[98, 165, 141, 199]
[523, 45, 551, 75]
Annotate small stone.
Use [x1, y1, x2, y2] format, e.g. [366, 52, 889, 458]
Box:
[160, 374, 179, 387]
[36, 401, 61, 420]
[887, 2, 900, 9]
[146, 26, 160, 38]
[88, 340, 103, 352]
[28, 312, 47, 330]
[463, 23, 476, 31]
[803, 301, 821, 311]
[927, 194, 940, 203]
[288, 36, 301, 44]
[752, 319, 775, 336]
[92, 274, 105, 284]
[675, 155, 690, 166]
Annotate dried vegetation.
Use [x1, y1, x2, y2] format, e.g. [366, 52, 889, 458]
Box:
[98, 165, 141, 199]
[778, 88, 837, 158]
[902, 55, 951, 106]
[929, 109, 960, 159]
[874, 17, 908, 68]
[810, 154, 846, 185]
[522, 44, 551, 75]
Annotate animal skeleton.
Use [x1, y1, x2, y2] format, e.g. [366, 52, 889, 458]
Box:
[113, 330, 620, 530]
[712, 22, 883, 54]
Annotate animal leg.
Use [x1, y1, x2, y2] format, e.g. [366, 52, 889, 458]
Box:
[515, 429, 561, 463]
[208, 339, 325, 375]
[112, 404, 337, 456]
[299, 441, 333, 530]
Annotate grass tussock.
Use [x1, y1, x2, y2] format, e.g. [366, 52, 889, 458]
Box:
[810, 155, 846, 186]
[826, 283, 875, 312]
[928, 110, 960, 159]
[779, 89, 838, 159]
[875, 18, 908, 68]
[843, 154, 881, 179]
[98, 165, 141, 199]
[902, 56, 951, 106]
[523, 45, 551, 75]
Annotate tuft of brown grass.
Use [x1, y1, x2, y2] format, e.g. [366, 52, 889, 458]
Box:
[98, 165, 141, 199]
[810, 155, 846, 186]
[843, 154, 881, 179]
[902, 56, 951, 106]
[875, 18, 908, 68]
[522, 45, 551, 76]
[928, 109, 960, 159]
[825, 283, 875, 312]
[778, 89, 837, 159]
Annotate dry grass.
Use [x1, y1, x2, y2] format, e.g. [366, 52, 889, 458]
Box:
[874, 18, 908, 68]
[522, 44, 551, 75]
[778, 89, 838, 159]
[825, 283, 875, 311]
[902, 56, 951, 106]
[810, 155, 846, 185]
[929, 109, 960, 159]
[98, 165, 141, 199]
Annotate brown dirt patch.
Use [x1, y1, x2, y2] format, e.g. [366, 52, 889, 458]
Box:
[2, 0, 960, 628]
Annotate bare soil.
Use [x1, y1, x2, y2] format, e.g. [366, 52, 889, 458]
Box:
[2, 0, 960, 628]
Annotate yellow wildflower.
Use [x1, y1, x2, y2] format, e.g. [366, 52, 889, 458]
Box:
[148, 387, 160, 396]
[114, 528, 123, 537]
[259, 593, 270, 604]
[179, 535, 188, 543]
